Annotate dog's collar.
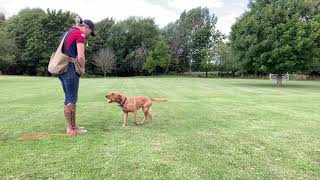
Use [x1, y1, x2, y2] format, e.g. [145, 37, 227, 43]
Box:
[119, 97, 127, 107]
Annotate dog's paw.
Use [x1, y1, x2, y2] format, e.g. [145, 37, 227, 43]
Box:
[135, 122, 143, 125]
[122, 124, 127, 128]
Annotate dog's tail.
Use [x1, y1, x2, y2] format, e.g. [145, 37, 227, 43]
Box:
[150, 97, 168, 102]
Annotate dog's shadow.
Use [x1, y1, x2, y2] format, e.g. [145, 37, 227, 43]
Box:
[86, 119, 150, 132]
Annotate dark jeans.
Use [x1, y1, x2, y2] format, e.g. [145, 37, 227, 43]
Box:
[58, 63, 79, 105]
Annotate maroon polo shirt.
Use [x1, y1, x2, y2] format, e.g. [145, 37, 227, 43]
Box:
[62, 27, 86, 58]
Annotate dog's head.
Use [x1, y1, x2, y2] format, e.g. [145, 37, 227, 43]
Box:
[105, 92, 125, 104]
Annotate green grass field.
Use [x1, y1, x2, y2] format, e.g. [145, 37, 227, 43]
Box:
[0, 76, 319, 179]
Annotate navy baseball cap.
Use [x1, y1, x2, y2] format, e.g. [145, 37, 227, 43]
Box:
[83, 19, 95, 36]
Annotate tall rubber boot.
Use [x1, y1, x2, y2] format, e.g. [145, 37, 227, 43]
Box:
[64, 105, 77, 136]
[69, 104, 87, 134]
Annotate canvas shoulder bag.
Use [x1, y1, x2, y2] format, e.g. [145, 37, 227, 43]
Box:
[48, 33, 70, 75]
[48, 32, 86, 76]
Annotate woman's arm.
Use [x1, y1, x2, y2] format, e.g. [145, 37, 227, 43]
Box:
[76, 43, 85, 68]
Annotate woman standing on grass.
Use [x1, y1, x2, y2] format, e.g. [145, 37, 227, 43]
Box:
[59, 18, 95, 136]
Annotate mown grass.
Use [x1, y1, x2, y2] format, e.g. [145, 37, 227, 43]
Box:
[0, 76, 319, 179]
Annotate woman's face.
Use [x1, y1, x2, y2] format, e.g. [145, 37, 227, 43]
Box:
[84, 26, 92, 36]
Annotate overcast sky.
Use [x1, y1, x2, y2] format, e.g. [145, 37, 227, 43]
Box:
[0, 0, 248, 35]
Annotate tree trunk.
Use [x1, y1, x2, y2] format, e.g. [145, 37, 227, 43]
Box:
[104, 71, 106, 77]
[205, 66, 208, 78]
[164, 63, 169, 75]
[276, 74, 283, 86]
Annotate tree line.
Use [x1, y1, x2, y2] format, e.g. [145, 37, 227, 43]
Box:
[0, 7, 222, 76]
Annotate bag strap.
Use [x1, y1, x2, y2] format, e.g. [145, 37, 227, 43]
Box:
[57, 31, 69, 52]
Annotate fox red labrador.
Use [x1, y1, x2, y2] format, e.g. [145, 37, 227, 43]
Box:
[105, 92, 167, 127]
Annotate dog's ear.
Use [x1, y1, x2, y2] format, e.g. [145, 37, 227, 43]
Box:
[118, 94, 124, 103]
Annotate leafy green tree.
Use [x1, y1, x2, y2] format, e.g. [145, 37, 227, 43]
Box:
[143, 39, 171, 74]
[153, 39, 171, 74]
[5, 8, 46, 74]
[230, 0, 320, 86]
[161, 22, 186, 72]
[0, 30, 17, 73]
[108, 17, 160, 75]
[144, 51, 156, 74]
[162, 7, 224, 72]
[181, 7, 224, 72]
[214, 43, 239, 75]
[125, 46, 147, 75]
[5, 8, 75, 75]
